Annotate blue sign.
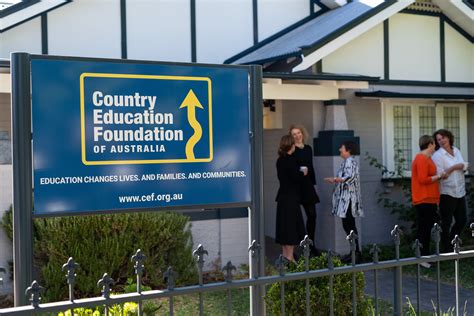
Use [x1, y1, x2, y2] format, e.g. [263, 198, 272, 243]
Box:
[31, 58, 251, 215]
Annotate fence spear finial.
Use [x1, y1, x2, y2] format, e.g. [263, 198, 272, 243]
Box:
[25, 280, 44, 308]
[412, 239, 423, 258]
[391, 225, 402, 246]
[248, 240, 260, 258]
[347, 230, 358, 252]
[62, 257, 79, 286]
[97, 273, 114, 299]
[432, 223, 442, 243]
[432, 223, 442, 254]
[164, 266, 178, 290]
[370, 244, 381, 263]
[222, 261, 236, 283]
[131, 249, 146, 277]
[451, 235, 462, 254]
[193, 244, 208, 269]
[300, 235, 313, 259]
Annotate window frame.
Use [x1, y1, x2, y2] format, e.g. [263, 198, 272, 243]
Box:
[381, 99, 468, 176]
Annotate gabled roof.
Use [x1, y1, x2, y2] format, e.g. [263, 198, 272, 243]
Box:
[225, 0, 414, 71]
[0, 0, 70, 32]
[432, 0, 474, 37]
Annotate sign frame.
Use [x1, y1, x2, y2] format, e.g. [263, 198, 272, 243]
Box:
[12, 53, 264, 314]
[29, 54, 254, 217]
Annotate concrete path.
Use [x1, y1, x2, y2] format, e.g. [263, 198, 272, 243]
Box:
[364, 269, 474, 314]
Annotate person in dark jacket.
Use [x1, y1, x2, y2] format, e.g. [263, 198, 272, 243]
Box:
[275, 134, 307, 262]
[289, 124, 320, 255]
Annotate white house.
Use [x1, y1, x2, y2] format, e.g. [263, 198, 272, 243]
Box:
[0, 0, 473, 294]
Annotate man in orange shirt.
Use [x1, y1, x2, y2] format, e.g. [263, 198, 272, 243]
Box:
[411, 135, 445, 265]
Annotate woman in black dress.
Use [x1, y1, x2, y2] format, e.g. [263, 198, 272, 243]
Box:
[289, 124, 320, 255]
[275, 134, 307, 262]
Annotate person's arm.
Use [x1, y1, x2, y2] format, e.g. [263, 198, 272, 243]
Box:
[440, 148, 465, 176]
[338, 159, 356, 184]
[287, 158, 305, 182]
[445, 163, 465, 174]
[431, 153, 445, 178]
[445, 150, 465, 175]
[307, 146, 317, 185]
[416, 157, 441, 184]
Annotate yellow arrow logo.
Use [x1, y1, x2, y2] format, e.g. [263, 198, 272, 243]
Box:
[180, 89, 204, 160]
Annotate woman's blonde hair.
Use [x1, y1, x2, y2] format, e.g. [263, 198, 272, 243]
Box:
[288, 124, 309, 144]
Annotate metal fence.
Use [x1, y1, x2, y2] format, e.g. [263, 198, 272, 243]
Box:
[1, 223, 474, 316]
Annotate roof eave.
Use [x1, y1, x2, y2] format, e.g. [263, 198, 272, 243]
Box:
[292, 0, 415, 72]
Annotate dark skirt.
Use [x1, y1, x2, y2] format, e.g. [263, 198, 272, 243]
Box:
[275, 197, 306, 245]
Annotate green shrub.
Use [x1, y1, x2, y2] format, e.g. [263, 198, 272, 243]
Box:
[0, 205, 13, 241]
[0, 210, 198, 302]
[467, 180, 474, 218]
[264, 255, 369, 315]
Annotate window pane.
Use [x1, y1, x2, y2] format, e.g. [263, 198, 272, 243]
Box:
[393, 106, 412, 171]
[443, 107, 460, 149]
[419, 106, 435, 137]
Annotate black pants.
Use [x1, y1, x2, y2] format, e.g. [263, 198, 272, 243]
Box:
[415, 203, 438, 256]
[302, 203, 317, 249]
[341, 208, 360, 252]
[440, 195, 467, 251]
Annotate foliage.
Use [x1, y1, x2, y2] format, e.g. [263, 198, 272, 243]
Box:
[0, 210, 198, 302]
[264, 255, 369, 315]
[58, 308, 101, 316]
[55, 279, 166, 315]
[466, 180, 474, 218]
[0, 205, 13, 280]
[365, 149, 417, 236]
[0, 205, 13, 241]
[405, 297, 469, 316]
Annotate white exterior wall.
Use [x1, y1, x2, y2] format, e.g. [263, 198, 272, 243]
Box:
[0, 17, 41, 59]
[126, 0, 191, 62]
[323, 23, 384, 78]
[47, 0, 121, 58]
[190, 217, 249, 270]
[257, 0, 308, 41]
[445, 23, 474, 83]
[196, 0, 253, 63]
[0, 165, 12, 294]
[389, 14, 441, 81]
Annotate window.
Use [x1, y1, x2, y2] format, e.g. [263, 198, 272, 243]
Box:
[382, 101, 468, 176]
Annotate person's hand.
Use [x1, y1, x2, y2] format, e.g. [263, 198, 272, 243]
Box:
[324, 177, 336, 184]
[299, 166, 308, 176]
[440, 171, 447, 180]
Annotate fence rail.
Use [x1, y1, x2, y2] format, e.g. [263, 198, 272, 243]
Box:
[1, 223, 474, 316]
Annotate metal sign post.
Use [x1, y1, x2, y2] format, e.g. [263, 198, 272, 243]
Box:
[11, 52, 34, 306]
[249, 65, 265, 315]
